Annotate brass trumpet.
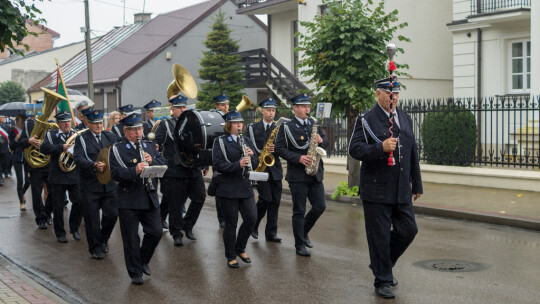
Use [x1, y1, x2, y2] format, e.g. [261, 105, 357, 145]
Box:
[25, 88, 66, 168]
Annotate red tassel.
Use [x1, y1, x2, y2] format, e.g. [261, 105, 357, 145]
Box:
[388, 61, 397, 72]
[388, 152, 395, 166]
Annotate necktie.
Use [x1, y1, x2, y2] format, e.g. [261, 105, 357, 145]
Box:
[60, 133, 67, 142]
[96, 135, 102, 148]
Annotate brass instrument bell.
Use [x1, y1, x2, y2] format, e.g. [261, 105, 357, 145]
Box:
[166, 63, 198, 100]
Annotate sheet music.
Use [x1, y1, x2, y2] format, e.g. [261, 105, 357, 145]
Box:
[140, 166, 168, 178]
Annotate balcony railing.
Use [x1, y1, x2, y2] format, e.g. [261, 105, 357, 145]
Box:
[471, 0, 531, 15]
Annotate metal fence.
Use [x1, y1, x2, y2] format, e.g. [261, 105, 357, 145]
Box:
[471, 0, 531, 15]
[243, 95, 540, 169]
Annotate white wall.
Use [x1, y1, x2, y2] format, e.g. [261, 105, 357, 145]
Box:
[453, 0, 471, 20]
[531, 0, 540, 96]
[270, 9, 297, 75]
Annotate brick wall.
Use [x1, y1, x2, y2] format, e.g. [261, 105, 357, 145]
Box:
[0, 22, 56, 59]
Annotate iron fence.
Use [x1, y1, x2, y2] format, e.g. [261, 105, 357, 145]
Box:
[242, 95, 540, 169]
[471, 0, 531, 15]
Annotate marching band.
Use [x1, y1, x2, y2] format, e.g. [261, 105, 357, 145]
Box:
[7, 60, 421, 300]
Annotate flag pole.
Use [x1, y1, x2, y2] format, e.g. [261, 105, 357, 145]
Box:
[55, 58, 77, 125]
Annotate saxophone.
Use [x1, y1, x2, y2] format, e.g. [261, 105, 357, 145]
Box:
[255, 117, 290, 172]
[305, 118, 327, 176]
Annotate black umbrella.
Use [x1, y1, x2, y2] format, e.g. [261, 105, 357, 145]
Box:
[0, 102, 26, 117]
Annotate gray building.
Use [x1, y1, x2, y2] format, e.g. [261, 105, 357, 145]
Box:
[29, 0, 267, 112]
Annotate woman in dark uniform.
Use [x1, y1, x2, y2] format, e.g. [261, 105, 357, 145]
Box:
[212, 110, 259, 268]
[9, 114, 31, 211]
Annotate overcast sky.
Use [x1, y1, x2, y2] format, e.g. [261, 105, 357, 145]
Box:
[34, 0, 264, 47]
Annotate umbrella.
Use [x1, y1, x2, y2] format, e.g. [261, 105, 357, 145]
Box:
[36, 89, 95, 108]
[0, 102, 26, 116]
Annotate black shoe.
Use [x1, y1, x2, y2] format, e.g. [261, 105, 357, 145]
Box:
[266, 236, 282, 243]
[102, 243, 109, 253]
[57, 236, 68, 243]
[47, 218, 53, 225]
[184, 229, 197, 240]
[142, 264, 151, 276]
[91, 252, 103, 260]
[162, 220, 169, 230]
[251, 230, 258, 239]
[227, 260, 239, 268]
[375, 286, 395, 299]
[296, 247, 311, 257]
[38, 223, 47, 230]
[173, 234, 183, 246]
[304, 234, 313, 248]
[237, 252, 251, 263]
[131, 277, 143, 285]
[219, 221, 225, 228]
[72, 231, 81, 241]
[391, 278, 398, 287]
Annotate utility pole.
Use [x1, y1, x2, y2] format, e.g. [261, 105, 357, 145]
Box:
[84, 0, 94, 101]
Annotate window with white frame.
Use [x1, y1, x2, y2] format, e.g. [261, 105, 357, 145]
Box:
[509, 39, 531, 93]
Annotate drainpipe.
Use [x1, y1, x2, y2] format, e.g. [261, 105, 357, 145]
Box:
[115, 84, 122, 111]
[476, 28, 482, 162]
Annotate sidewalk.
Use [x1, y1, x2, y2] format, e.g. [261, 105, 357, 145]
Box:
[0, 255, 66, 304]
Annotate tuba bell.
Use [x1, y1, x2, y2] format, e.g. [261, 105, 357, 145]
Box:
[166, 63, 198, 100]
[236, 94, 254, 112]
[24, 88, 66, 168]
[59, 129, 88, 172]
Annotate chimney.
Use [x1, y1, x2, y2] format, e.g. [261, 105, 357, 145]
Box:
[134, 12, 152, 23]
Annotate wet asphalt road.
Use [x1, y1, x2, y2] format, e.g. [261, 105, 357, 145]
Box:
[0, 177, 539, 304]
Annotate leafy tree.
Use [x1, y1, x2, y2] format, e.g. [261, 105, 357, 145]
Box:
[0, 81, 26, 105]
[0, 0, 49, 56]
[197, 10, 244, 110]
[296, 0, 409, 186]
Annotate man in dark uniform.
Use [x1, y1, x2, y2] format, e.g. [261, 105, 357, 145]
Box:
[109, 112, 166, 285]
[275, 93, 328, 257]
[73, 100, 90, 131]
[247, 98, 283, 242]
[210, 93, 230, 228]
[142, 100, 161, 139]
[155, 94, 207, 246]
[40, 111, 82, 243]
[0, 116, 10, 185]
[20, 112, 53, 229]
[348, 77, 422, 299]
[111, 104, 134, 140]
[74, 109, 119, 259]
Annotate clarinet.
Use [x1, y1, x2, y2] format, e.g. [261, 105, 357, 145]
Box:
[138, 137, 156, 192]
[238, 134, 253, 178]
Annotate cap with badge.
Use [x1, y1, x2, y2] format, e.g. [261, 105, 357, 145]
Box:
[118, 104, 134, 114]
[143, 100, 162, 111]
[169, 94, 188, 107]
[85, 109, 104, 123]
[222, 109, 244, 122]
[81, 107, 94, 117]
[214, 93, 229, 104]
[290, 93, 311, 105]
[259, 98, 277, 108]
[375, 76, 400, 93]
[54, 110, 72, 122]
[120, 112, 143, 128]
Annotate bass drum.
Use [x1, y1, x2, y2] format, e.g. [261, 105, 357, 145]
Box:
[174, 110, 225, 167]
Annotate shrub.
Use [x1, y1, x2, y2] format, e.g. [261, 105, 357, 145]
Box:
[331, 181, 359, 199]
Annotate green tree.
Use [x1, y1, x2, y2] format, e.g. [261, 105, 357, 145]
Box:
[0, 1, 50, 56]
[197, 10, 244, 110]
[296, 0, 409, 186]
[0, 81, 26, 105]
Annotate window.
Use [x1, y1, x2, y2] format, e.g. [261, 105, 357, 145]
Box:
[509, 40, 531, 93]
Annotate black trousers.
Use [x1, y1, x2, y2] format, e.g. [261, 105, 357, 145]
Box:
[220, 196, 257, 261]
[50, 183, 83, 238]
[0, 153, 9, 176]
[159, 178, 169, 221]
[254, 179, 282, 238]
[13, 162, 30, 205]
[216, 196, 225, 223]
[81, 190, 118, 255]
[118, 207, 162, 279]
[289, 181, 326, 249]
[29, 170, 52, 225]
[362, 201, 418, 287]
[164, 176, 206, 237]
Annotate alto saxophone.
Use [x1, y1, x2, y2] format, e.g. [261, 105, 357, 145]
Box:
[255, 117, 290, 172]
[305, 118, 327, 176]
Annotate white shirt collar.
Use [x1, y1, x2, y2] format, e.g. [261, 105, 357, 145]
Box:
[295, 116, 308, 125]
[230, 134, 238, 142]
[378, 104, 400, 127]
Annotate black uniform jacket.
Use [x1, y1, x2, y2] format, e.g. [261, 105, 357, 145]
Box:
[154, 117, 202, 178]
[0, 124, 10, 154]
[73, 129, 118, 192]
[109, 138, 167, 209]
[19, 119, 49, 172]
[9, 128, 24, 163]
[275, 116, 328, 183]
[246, 120, 283, 181]
[348, 105, 423, 204]
[143, 119, 154, 140]
[212, 134, 259, 199]
[73, 122, 87, 131]
[40, 129, 80, 185]
[111, 122, 124, 141]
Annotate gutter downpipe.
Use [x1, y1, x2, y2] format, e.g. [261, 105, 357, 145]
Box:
[476, 28, 483, 163]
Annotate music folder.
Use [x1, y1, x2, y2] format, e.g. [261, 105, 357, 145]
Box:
[141, 165, 168, 179]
